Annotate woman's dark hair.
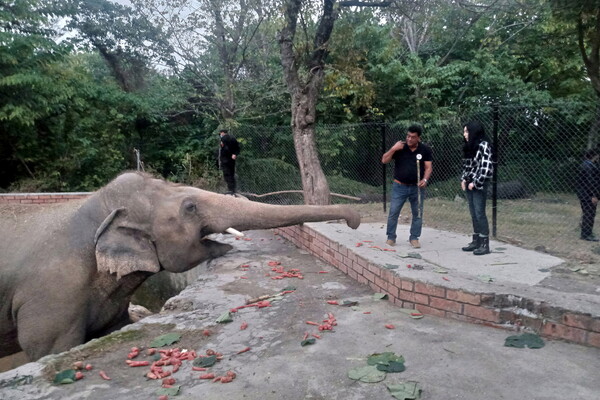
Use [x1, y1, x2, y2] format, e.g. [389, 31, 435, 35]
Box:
[463, 121, 487, 158]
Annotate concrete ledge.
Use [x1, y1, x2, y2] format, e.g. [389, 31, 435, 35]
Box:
[275, 223, 600, 348]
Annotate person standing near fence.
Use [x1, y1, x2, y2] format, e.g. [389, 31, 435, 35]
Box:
[460, 121, 494, 255]
[382, 124, 433, 249]
[576, 148, 600, 242]
[218, 129, 240, 194]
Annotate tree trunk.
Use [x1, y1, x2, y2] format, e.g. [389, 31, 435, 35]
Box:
[292, 91, 331, 205]
[279, 0, 336, 205]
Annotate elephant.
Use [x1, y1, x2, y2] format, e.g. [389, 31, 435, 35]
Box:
[0, 171, 360, 362]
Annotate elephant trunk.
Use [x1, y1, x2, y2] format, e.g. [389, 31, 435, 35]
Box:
[201, 195, 360, 235]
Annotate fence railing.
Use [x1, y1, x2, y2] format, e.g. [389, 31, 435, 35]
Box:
[230, 100, 600, 259]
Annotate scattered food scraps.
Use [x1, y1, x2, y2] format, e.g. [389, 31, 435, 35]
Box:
[98, 371, 111, 380]
[385, 324, 395, 329]
[326, 300, 339, 305]
[240, 321, 248, 330]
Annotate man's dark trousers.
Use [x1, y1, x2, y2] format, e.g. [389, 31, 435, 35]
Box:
[222, 160, 236, 193]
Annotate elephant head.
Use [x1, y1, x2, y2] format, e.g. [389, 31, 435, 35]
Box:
[89, 172, 360, 279]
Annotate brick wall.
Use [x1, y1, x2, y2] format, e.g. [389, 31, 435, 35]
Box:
[0, 193, 91, 205]
[275, 224, 600, 348]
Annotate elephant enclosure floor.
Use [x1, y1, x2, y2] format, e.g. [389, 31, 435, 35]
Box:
[1, 229, 600, 400]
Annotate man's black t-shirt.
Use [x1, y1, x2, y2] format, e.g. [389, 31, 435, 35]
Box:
[392, 142, 433, 184]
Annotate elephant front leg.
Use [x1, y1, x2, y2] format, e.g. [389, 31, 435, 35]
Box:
[17, 304, 87, 361]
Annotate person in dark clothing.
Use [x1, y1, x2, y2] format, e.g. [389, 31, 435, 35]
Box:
[218, 129, 240, 194]
[460, 121, 494, 255]
[382, 124, 433, 249]
[576, 148, 600, 241]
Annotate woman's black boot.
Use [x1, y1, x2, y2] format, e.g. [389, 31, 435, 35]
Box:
[461, 234, 479, 252]
[473, 236, 490, 255]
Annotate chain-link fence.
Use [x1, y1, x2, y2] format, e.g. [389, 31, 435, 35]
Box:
[230, 100, 600, 260]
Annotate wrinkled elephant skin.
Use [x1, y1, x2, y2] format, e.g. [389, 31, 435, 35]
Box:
[0, 172, 360, 361]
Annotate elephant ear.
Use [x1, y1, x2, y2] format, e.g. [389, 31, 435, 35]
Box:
[94, 208, 161, 280]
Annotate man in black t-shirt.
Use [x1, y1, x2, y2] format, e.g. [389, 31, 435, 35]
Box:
[218, 129, 240, 194]
[381, 124, 433, 248]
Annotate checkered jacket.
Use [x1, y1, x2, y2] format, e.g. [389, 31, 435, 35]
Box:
[461, 141, 493, 190]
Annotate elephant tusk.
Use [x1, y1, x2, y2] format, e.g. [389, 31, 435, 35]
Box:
[226, 227, 244, 237]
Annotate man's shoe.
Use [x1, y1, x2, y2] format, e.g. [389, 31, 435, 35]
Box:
[581, 235, 600, 242]
[385, 239, 396, 246]
[409, 239, 421, 249]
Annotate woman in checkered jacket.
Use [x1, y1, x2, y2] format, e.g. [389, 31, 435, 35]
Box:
[460, 121, 494, 255]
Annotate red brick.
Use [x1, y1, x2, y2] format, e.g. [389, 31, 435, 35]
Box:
[416, 305, 445, 318]
[368, 282, 380, 293]
[590, 318, 600, 333]
[348, 269, 358, 280]
[367, 263, 381, 277]
[337, 263, 348, 274]
[430, 297, 463, 314]
[398, 290, 415, 303]
[541, 322, 587, 345]
[378, 268, 392, 282]
[375, 276, 387, 290]
[401, 280, 414, 291]
[387, 284, 399, 298]
[414, 293, 429, 305]
[446, 289, 481, 305]
[561, 313, 592, 330]
[351, 261, 364, 276]
[587, 331, 600, 348]
[357, 275, 368, 285]
[363, 270, 376, 283]
[415, 282, 445, 298]
[356, 257, 368, 268]
[342, 255, 352, 270]
[463, 304, 500, 323]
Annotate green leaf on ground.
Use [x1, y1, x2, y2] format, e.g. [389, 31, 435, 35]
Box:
[376, 360, 406, 373]
[282, 285, 297, 291]
[495, 247, 507, 251]
[387, 381, 422, 399]
[367, 352, 405, 366]
[568, 266, 581, 272]
[341, 300, 359, 307]
[373, 293, 388, 300]
[192, 355, 217, 367]
[348, 365, 387, 383]
[504, 333, 545, 349]
[216, 311, 233, 323]
[301, 338, 316, 346]
[53, 369, 76, 384]
[149, 332, 181, 348]
[396, 252, 422, 259]
[157, 386, 180, 396]
[477, 275, 494, 283]
[384, 264, 399, 269]
[433, 268, 448, 274]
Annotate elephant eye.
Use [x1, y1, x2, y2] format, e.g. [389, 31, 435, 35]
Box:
[184, 202, 197, 213]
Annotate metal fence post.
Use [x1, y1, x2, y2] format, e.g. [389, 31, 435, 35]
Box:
[492, 104, 499, 238]
[381, 123, 387, 213]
